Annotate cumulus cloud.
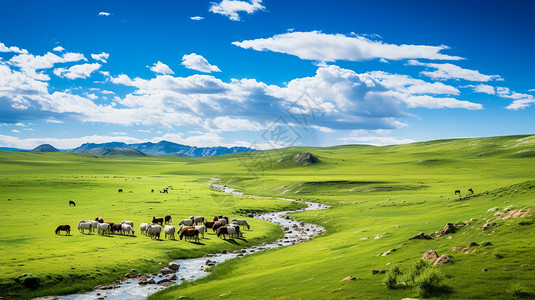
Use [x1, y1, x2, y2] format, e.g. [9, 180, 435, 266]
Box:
[53, 46, 65, 52]
[0, 42, 28, 54]
[233, 31, 464, 62]
[99, 12, 111, 16]
[53, 63, 101, 79]
[190, 16, 204, 21]
[472, 84, 495, 95]
[91, 52, 109, 63]
[339, 129, 416, 146]
[209, 0, 265, 21]
[8, 52, 87, 80]
[408, 60, 502, 82]
[149, 61, 174, 75]
[181, 53, 221, 73]
[495, 87, 535, 110]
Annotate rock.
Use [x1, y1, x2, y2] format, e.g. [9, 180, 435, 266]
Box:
[451, 246, 461, 252]
[329, 288, 342, 293]
[482, 268, 489, 272]
[461, 248, 471, 254]
[482, 222, 494, 230]
[433, 254, 452, 266]
[381, 249, 396, 256]
[409, 232, 432, 240]
[468, 241, 478, 247]
[422, 250, 439, 260]
[168, 262, 180, 270]
[435, 223, 457, 237]
[148, 278, 157, 284]
[221, 250, 227, 254]
[165, 273, 178, 280]
[371, 269, 386, 274]
[159, 267, 174, 275]
[247, 213, 254, 218]
[341, 276, 356, 281]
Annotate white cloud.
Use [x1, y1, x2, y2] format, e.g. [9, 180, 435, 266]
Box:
[181, 53, 221, 73]
[11, 129, 20, 133]
[53, 63, 101, 79]
[99, 12, 111, 16]
[495, 87, 535, 110]
[0, 42, 28, 54]
[528, 89, 535, 92]
[408, 60, 502, 82]
[209, 0, 265, 21]
[233, 31, 464, 62]
[91, 52, 109, 63]
[190, 16, 204, 21]
[8, 52, 87, 80]
[53, 46, 65, 52]
[365, 71, 460, 95]
[338, 129, 416, 146]
[473, 84, 495, 95]
[149, 61, 174, 75]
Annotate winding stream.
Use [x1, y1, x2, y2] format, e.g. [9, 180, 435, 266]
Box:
[55, 182, 328, 300]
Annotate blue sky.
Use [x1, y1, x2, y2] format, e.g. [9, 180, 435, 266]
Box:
[0, 0, 533, 150]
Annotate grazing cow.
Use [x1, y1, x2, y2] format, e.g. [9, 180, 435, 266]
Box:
[164, 225, 176, 240]
[118, 189, 123, 193]
[179, 219, 194, 226]
[468, 188, 474, 194]
[95, 217, 104, 223]
[111, 223, 123, 234]
[97, 223, 111, 236]
[229, 223, 242, 237]
[147, 224, 162, 240]
[192, 216, 205, 225]
[121, 220, 134, 229]
[152, 217, 164, 226]
[121, 224, 135, 236]
[212, 221, 225, 232]
[204, 221, 215, 229]
[140, 223, 149, 235]
[216, 226, 236, 239]
[231, 219, 250, 230]
[194, 225, 207, 239]
[77, 220, 92, 234]
[151, 189, 154, 193]
[454, 190, 461, 195]
[55, 224, 71, 235]
[179, 227, 199, 242]
[164, 215, 172, 225]
[69, 200, 76, 207]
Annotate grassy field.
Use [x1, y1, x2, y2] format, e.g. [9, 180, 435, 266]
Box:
[1, 134, 535, 299]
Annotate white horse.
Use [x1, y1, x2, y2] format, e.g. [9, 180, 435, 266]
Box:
[140, 223, 149, 235]
[147, 224, 162, 240]
[121, 223, 135, 236]
[121, 220, 134, 228]
[88, 220, 99, 230]
[231, 219, 250, 230]
[77, 220, 93, 234]
[164, 225, 176, 240]
[179, 219, 194, 226]
[194, 225, 206, 238]
[192, 216, 205, 225]
[97, 223, 110, 236]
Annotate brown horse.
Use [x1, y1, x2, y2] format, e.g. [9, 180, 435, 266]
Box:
[179, 227, 199, 242]
[68, 200, 76, 206]
[212, 221, 225, 232]
[55, 224, 71, 235]
[95, 216, 104, 223]
[152, 216, 164, 225]
[164, 215, 172, 224]
[204, 221, 215, 229]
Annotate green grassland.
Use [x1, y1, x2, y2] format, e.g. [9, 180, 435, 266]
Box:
[1, 134, 535, 299]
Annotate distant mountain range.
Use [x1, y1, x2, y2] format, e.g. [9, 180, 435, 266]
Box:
[6, 140, 256, 157]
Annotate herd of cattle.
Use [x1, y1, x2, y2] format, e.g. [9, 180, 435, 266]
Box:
[54, 215, 251, 242]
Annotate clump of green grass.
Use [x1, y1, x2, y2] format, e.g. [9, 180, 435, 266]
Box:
[383, 260, 451, 298]
[507, 283, 534, 298]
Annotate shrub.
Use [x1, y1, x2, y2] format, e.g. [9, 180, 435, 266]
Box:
[414, 268, 445, 298]
[507, 283, 534, 298]
[407, 259, 430, 283]
[384, 266, 402, 289]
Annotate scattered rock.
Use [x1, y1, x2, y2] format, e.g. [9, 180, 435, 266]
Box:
[221, 250, 227, 254]
[451, 246, 461, 252]
[371, 269, 386, 274]
[329, 288, 342, 293]
[433, 254, 452, 266]
[409, 232, 432, 240]
[482, 268, 489, 272]
[165, 273, 178, 280]
[482, 222, 494, 230]
[381, 249, 397, 256]
[341, 276, 356, 281]
[468, 241, 478, 247]
[168, 262, 180, 270]
[422, 250, 439, 260]
[435, 223, 457, 237]
[461, 248, 471, 254]
[159, 267, 174, 275]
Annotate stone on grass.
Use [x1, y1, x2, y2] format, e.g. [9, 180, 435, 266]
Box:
[433, 254, 452, 266]
[422, 250, 439, 260]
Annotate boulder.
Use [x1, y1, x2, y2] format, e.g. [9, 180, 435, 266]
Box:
[168, 262, 180, 270]
[409, 232, 432, 240]
[341, 276, 356, 281]
[482, 222, 494, 230]
[451, 246, 461, 252]
[468, 241, 478, 247]
[422, 250, 438, 260]
[159, 267, 174, 275]
[165, 273, 178, 280]
[433, 254, 452, 266]
[381, 249, 397, 256]
[435, 223, 457, 237]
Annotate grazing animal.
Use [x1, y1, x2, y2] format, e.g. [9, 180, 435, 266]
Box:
[454, 190, 461, 195]
[212, 221, 225, 232]
[164, 215, 172, 225]
[179, 219, 194, 226]
[121, 224, 135, 235]
[213, 215, 219, 222]
[55, 224, 71, 235]
[179, 227, 199, 242]
[140, 223, 149, 235]
[160, 188, 168, 193]
[468, 188, 474, 194]
[194, 225, 206, 238]
[151, 189, 154, 193]
[121, 220, 134, 229]
[204, 221, 215, 229]
[192, 216, 205, 225]
[164, 225, 176, 240]
[147, 224, 162, 240]
[111, 223, 123, 234]
[229, 223, 242, 237]
[231, 219, 250, 230]
[77, 220, 92, 234]
[69, 200, 76, 207]
[152, 216, 164, 226]
[97, 223, 110, 236]
[216, 226, 236, 239]
[95, 217, 104, 223]
[88, 220, 99, 230]
[118, 189, 123, 193]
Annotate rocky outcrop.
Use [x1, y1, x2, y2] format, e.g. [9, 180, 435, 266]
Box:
[409, 232, 433, 240]
[422, 250, 439, 260]
[433, 254, 452, 266]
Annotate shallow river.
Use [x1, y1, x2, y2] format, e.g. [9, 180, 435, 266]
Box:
[55, 182, 328, 300]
